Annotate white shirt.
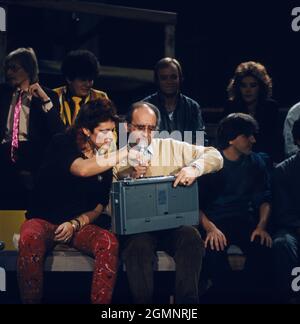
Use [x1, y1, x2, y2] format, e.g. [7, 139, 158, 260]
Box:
[2, 90, 30, 144]
[283, 102, 300, 157]
[2, 90, 53, 144]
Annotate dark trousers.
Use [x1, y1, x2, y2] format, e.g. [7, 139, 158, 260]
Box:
[0, 142, 37, 209]
[204, 218, 272, 301]
[272, 229, 300, 302]
[121, 225, 205, 304]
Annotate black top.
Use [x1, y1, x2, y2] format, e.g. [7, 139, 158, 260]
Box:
[272, 152, 300, 230]
[143, 92, 205, 144]
[27, 132, 113, 224]
[224, 98, 284, 163]
[198, 152, 272, 223]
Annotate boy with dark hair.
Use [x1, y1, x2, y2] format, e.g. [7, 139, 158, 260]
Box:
[198, 113, 272, 301]
[54, 50, 108, 126]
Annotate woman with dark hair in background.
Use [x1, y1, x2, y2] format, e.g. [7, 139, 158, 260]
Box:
[225, 61, 284, 163]
[17, 98, 129, 304]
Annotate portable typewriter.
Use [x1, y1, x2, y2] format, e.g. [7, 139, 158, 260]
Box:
[111, 176, 199, 235]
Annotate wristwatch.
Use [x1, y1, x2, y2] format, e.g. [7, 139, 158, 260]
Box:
[42, 98, 53, 112]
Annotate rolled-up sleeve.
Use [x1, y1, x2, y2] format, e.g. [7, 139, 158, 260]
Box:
[179, 141, 223, 176]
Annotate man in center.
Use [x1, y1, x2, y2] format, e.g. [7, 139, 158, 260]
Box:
[113, 101, 223, 304]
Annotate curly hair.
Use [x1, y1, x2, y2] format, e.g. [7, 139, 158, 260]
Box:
[61, 50, 100, 81]
[68, 98, 118, 148]
[227, 61, 272, 102]
[75, 98, 118, 131]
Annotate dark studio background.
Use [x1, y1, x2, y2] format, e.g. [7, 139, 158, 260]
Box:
[2, 0, 300, 117]
[1, 0, 300, 305]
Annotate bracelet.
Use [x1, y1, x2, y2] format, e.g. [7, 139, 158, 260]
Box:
[69, 222, 77, 232]
[73, 218, 82, 231]
[42, 98, 51, 105]
[69, 219, 81, 232]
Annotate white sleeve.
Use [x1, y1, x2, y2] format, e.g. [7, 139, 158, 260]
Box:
[284, 103, 300, 157]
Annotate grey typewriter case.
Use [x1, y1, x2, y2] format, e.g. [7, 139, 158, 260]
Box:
[111, 176, 199, 235]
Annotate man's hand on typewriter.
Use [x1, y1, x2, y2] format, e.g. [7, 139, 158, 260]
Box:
[173, 166, 198, 188]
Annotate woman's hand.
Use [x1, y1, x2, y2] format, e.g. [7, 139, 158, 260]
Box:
[54, 222, 74, 243]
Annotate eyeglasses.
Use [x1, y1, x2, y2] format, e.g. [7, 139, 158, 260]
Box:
[130, 124, 157, 132]
[5, 63, 23, 73]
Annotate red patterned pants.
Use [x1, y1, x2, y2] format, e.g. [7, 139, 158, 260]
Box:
[17, 218, 119, 304]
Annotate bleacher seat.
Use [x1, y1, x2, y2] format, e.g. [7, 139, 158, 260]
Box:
[1, 233, 176, 272]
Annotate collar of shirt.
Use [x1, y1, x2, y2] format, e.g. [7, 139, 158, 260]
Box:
[16, 88, 32, 100]
[157, 91, 181, 110]
[64, 86, 89, 104]
[147, 143, 154, 156]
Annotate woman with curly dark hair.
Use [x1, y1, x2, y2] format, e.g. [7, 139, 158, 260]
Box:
[17, 98, 131, 304]
[225, 61, 283, 162]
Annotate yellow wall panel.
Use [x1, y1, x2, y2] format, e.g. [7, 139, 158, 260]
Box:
[0, 210, 25, 250]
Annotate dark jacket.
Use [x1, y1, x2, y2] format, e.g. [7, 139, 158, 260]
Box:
[0, 83, 64, 144]
[198, 152, 272, 223]
[143, 92, 205, 144]
[272, 152, 300, 230]
[0, 83, 65, 169]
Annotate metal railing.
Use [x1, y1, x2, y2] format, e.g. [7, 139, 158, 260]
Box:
[0, 1, 177, 83]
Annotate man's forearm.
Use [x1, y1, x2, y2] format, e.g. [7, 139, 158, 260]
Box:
[77, 204, 104, 227]
[192, 146, 223, 176]
[200, 210, 217, 232]
[71, 147, 128, 178]
[257, 202, 271, 230]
